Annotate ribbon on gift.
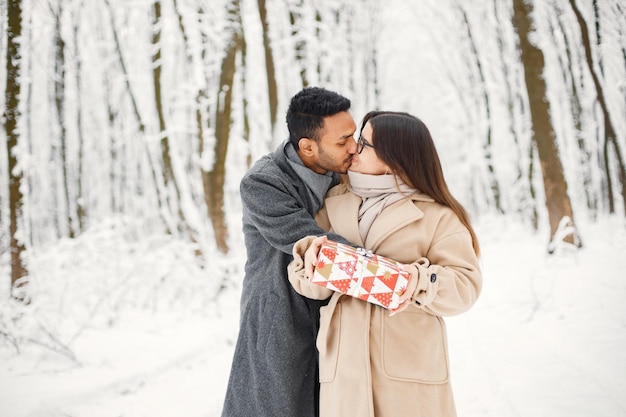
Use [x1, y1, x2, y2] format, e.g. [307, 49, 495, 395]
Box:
[354, 247, 373, 298]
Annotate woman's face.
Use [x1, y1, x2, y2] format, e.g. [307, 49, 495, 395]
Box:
[349, 121, 391, 175]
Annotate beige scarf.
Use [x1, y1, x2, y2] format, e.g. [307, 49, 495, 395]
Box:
[347, 171, 417, 242]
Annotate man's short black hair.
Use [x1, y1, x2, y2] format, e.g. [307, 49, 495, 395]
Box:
[286, 87, 351, 149]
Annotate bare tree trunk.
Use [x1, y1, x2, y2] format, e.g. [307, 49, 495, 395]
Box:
[104, 0, 145, 133]
[592, 0, 604, 77]
[368, 46, 379, 109]
[616, 3, 626, 82]
[240, 14, 251, 168]
[53, 1, 76, 238]
[527, 141, 539, 230]
[550, 1, 597, 215]
[569, 0, 626, 217]
[5, 0, 29, 299]
[257, 0, 278, 133]
[151, 0, 184, 231]
[315, 10, 322, 81]
[288, 1, 309, 87]
[203, 0, 243, 253]
[104, 0, 168, 227]
[513, 0, 581, 250]
[106, 84, 118, 213]
[457, 4, 503, 213]
[493, 0, 537, 223]
[72, 1, 86, 231]
[152, 1, 173, 186]
[24, 4, 34, 243]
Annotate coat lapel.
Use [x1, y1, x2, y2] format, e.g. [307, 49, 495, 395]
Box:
[365, 197, 425, 252]
[325, 193, 364, 247]
[325, 191, 432, 251]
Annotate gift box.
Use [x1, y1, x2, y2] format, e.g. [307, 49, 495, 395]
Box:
[312, 240, 410, 310]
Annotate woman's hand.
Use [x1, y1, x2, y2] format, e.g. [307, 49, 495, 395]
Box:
[389, 263, 419, 316]
[304, 236, 328, 279]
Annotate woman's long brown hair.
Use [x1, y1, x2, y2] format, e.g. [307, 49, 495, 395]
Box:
[361, 111, 480, 256]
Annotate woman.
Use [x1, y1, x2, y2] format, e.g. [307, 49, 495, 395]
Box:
[288, 111, 482, 417]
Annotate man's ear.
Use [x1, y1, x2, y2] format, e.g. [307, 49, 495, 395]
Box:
[298, 138, 317, 156]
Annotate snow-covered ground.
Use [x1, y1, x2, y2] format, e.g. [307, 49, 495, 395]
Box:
[1, 214, 625, 417]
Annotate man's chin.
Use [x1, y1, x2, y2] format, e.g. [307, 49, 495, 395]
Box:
[329, 161, 352, 174]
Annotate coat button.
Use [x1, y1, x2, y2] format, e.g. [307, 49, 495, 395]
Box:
[430, 273, 437, 283]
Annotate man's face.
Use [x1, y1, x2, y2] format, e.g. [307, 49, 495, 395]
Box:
[309, 111, 357, 174]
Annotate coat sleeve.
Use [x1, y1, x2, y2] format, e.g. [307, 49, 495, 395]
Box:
[409, 224, 482, 317]
[287, 236, 334, 300]
[240, 167, 347, 255]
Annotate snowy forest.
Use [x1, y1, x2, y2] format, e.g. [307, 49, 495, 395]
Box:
[1, 0, 626, 415]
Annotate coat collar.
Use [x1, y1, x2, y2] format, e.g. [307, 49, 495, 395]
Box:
[325, 191, 434, 252]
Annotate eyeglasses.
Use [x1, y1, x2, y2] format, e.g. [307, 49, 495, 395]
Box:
[356, 135, 375, 154]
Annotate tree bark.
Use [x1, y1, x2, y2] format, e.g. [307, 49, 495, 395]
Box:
[104, 0, 166, 225]
[240, 11, 251, 168]
[551, 1, 597, 214]
[569, 0, 626, 217]
[458, 4, 503, 213]
[257, 0, 278, 133]
[204, 0, 244, 253]
[493, 0, 537, 223]
[288, 2, 309, 87]
[72, 2, 86, 231]
[152, 0, 185, 232]
[513, 0, 581, 249]
[5, 0, 29, 299]
[152, 1, 174, 187]
[53, 2, 76, 238]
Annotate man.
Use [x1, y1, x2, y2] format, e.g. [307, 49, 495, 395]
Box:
[221, 87, 356, 417]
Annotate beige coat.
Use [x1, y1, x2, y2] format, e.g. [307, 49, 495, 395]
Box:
[288, 183, 482, 417]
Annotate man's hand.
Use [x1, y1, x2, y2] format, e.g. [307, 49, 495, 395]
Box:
[304, 236, 328, 279]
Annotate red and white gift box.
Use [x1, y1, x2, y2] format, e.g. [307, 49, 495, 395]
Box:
[312, 240, 410, 310]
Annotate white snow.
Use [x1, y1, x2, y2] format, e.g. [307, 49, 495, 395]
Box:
[1, 1, 625, 416]
[1, 214, 625, 416]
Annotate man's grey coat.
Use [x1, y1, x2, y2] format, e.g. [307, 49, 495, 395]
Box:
[221, 143, 348, 417]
